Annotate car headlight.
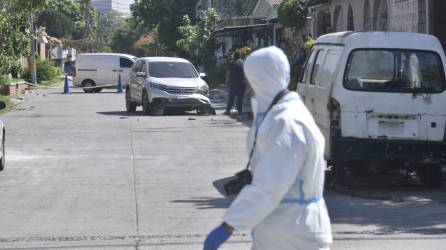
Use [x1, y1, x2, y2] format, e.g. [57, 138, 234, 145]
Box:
[150, 82, 166, 90]
[196, 85, 209, 96]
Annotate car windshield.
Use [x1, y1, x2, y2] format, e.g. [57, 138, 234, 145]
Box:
[149, 62, 198, 78]
[344, 49, 446, 93]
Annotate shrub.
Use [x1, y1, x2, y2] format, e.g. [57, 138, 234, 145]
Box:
[23, 59, 60, 83]
[278, 0, 307, 29]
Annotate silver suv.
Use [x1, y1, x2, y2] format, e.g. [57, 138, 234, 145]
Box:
[126, 57, 214, 115]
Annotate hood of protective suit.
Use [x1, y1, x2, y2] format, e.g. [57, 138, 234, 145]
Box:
[244, 46, 290, 113]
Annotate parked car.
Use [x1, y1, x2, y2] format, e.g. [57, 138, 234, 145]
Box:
[73, 53, 137, 93]
[126, 57, 214, 115]
[0, 101, 6, 171]
[297, 32, 446, 186]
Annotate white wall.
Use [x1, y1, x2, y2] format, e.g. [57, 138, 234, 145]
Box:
[310, 0, 426, 38]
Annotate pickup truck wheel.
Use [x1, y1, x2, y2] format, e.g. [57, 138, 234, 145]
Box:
[126, 89, 137, 112]
[82, 80, 95, 93]
[142, 91, 152, 115]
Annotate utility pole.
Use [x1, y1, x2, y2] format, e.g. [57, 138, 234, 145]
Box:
[29, 11, 37, 84]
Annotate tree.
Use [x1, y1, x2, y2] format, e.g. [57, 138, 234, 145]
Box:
[0, 0, 50, 84]
[36, 10, 74, 38]
[278, 0, 307, 29]
[176, 8, 220, 63]
[131, 0, 197, 52]
[214, 0, 257, 20]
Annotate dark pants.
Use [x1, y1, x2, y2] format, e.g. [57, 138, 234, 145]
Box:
[226, 82, 246, 114]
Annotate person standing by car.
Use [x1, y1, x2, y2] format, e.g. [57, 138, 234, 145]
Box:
[204, 46, 332, 250]
[223, 51, 245, 116]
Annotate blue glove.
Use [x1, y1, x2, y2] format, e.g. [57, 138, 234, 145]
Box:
[204, 224, 232, 250]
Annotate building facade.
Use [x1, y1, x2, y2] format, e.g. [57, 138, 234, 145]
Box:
[92, 0, 133, 17]
[308, 0, 446, 49]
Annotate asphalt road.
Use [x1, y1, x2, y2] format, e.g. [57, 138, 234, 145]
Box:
[0, 87, 445, 250]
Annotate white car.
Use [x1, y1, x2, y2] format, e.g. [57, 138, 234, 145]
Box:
[125, 57, 214, 115]
[0, 101, 5, 171]
[73, 53, 137, 93]
[297, 32, 446, 186]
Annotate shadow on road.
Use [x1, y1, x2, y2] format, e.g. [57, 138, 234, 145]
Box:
[97, 111, 142, 117]
[170, 196, 235, 209]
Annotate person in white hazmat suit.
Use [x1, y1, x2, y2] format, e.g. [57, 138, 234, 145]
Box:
[204, 46, 332, 250]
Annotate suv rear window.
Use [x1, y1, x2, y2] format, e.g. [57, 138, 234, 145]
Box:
[344, 49, 446, 93]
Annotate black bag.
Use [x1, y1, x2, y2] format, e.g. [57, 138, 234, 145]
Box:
[221, 89, 290, 196]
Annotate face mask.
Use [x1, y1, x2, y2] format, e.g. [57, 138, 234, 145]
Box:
[250, 96, 258, 117]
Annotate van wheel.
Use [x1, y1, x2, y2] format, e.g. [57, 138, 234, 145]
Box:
[126, 89, 137, 112]
[82, 80, 95, 93]
[142, 91, 152, 115]
[416, 164, 442, 188]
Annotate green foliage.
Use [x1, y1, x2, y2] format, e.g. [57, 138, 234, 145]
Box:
[23, 59, 60, 83]
[131, 0, 197, 51]
[176, 8, 221, 63]
[278, 0, 307, 28]
[37, 10, 74, 38]
[0, 7, 30, 81]
[205, 61, 229, 89]
[215, 0, 257, 16]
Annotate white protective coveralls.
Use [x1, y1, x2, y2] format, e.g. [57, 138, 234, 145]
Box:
[224, 46, 333, 250]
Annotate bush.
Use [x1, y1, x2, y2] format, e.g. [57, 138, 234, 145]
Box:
[278, 0, 307, 29]
[204, 61, 228, 89]
[23, 59, 60, 83]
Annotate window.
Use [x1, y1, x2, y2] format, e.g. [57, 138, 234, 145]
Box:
[132, 60, 141, 73]
[310, 50, 324, 85]
[344, 49, 446, 93]
[300, 50, 317, 84]
[120, 57, 134, 68]
[149, 62, 198, 78]
[318, 49, 341, 86]
[139, 61, 147, 73]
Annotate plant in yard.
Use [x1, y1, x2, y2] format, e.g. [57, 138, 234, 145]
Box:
[176, 8, 221, 63]
[278, 0, 307, 29]
[22, 59, 60, 83]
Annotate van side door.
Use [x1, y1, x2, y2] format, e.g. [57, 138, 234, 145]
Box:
[311, 48, 342, 152]
[95, 55, 118, 85]
[305, 48, 325, 114]
[297, 49, 317, 106]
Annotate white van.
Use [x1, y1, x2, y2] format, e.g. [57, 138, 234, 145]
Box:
[73, 53, 137, 93]
[297, 32, 446, 186]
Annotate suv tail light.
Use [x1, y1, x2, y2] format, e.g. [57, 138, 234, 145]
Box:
[328, 98, 341, 137]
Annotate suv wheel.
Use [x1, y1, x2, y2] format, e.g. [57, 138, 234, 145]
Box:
[126, 88, 137, 112]
[142, 91, 152, 115]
